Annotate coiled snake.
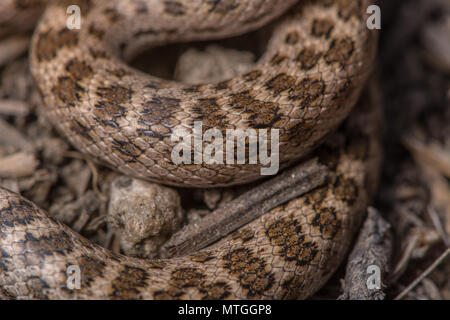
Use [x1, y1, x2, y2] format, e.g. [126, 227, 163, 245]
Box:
[0, 0, 381, 299]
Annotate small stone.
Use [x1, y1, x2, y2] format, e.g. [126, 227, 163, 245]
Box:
[217, 189, 237, 208]
[51, 190, 101, 229]
[187, 208, 211, 225]
[107, 176, 184, 258]
[174, 45, 255, 84]
[203, 189, 222, 210]
[61, 160, 91, 198]
[0, 152, 39, 178]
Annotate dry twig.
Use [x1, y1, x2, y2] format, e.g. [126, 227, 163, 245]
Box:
[162, 158, 329, 258]
[340, 207, 393, 300]
[394, 248, 450, 300]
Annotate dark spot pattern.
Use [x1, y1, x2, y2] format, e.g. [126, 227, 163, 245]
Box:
[14, 0, 44, 9]
[110, 266, 149, 299]
[230, 91, 281, 129]
[65, 59, 93, 81]
[52, 58, 92, 106]
[87, 24, 105, 40]
[77, 254, 108, 288]
[243, 70, 263, 82]
[265, 74, 296, 95]
[333, 176, 358, 206]
[325, 37, 355, 66]
[89, 48, 109, 59]
[35, 29, 79, 62]
[283, 119, 316, 143]
[95, 84, 133, 118]
[222, 248, 275, 298]
[183, 85, 202, 94]
[266, 217, 319, 266]
[164, 1, 185, 16]
[296, 48, 323, 70]
[207, 0, 239, 14]
[214, 80, 231, 91]
[270, 53, 288, 66]
[332, 79, 354, 103]
[311, 18, 334, 38]
[0, 198, 39, 228]
[192, 98, 229, 128]
[335, 0, 364, 21]
[139, 96, 180, 127]
[285, 31, 300, 44]
[312, 207, 341, 239]
[288, 78, 325, 106]
[52, 76, 84, 105]
[190, 251, 216, 263]
[102, 7, 123, 23]
[231, 228, 255, 243]
[106, 68, 132, 79]
[154, 267, 231, 299]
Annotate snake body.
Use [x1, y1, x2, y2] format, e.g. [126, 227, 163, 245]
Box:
[0, 0, 381, 299]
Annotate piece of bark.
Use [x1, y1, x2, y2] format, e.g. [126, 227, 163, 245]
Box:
[61, 160, 92, 198]
[161, 158, 329, 258]
[0, 179, 19, 194]
[108, 177, 184, 259]
[50, 190, 101, 231]
[203, 189, 222, 210]
[0, 119, 34, 152]
[0, 36, 29, 67]
[339, 207, 393, 300]
[175, 45, 255, 85]
[0, 152, 39, 178]
[0, 100, 30, 117]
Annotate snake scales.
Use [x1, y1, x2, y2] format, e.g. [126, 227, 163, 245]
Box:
[0, 0, 381, 299]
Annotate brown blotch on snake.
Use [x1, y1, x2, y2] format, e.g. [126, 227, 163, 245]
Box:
[163, 1, 186, 16]
[35, 29, 79, 62]
[243, 70, 263, 82]
[222, 247, 275, 298]
[266, 216, 320, 266]
[288, 77, 325, 104]
[311, 18, 335, 38]
[285, 31, 300, 45]
[65, 59, 93, 81]
[311, 207, 341, 240]
[325, 37, 356, 66]
[296, 47, 323, 70]
[14, 0, 45, 10]
[52, 76, 84, 105]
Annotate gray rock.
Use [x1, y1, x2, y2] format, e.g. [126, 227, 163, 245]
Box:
[108, 176, 183, 258]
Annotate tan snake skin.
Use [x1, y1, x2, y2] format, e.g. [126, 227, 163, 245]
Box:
[29, 0, 377, 187]
[0, 0, 382, 299]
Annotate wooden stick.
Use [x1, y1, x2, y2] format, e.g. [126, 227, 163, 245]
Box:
[162, 158, 329, 258]
[394, 248, 450, 300]
[339, 207, 393, 300]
